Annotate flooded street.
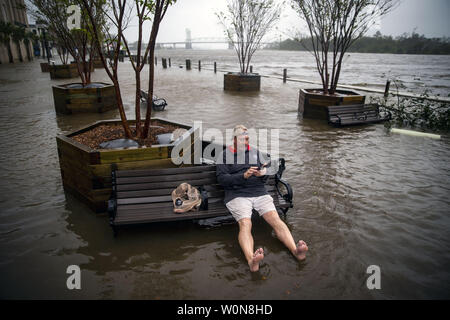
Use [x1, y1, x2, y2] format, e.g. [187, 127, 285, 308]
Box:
[0, 50, 449, 299]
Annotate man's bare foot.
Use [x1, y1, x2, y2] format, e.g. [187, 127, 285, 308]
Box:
[248, 248, 264, 272]
[293, 240, 308, 261]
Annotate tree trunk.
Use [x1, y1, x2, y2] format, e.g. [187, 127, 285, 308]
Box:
[112, 78, 133, 138]
[142, 46, 155, 138]
[135, 70, 142, 138]
[25, 41, 32, 61]
[16, 41, 23, 62]
[142, 8, 163, 138]
[7, 41, 13, 63]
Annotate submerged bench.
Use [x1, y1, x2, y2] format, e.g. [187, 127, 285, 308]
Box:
[140, 89, 167, 111]
[107, 159, 293, 236]
[327, 104, 391, 127]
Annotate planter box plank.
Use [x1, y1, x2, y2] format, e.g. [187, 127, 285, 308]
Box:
[89, 158, 179, 177]
[40, 62, 50, 72]
[50, 64, 79, 79]
[99, 146, 169, 164]
[224, 73, 261, 91]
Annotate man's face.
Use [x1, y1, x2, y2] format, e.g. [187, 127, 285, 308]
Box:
[235, 134, 249, 150]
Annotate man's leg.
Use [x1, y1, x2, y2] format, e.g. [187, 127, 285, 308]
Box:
[238, 218, 264, 272]
[262, 210, 308, 260]
[226, 197, 264, 272]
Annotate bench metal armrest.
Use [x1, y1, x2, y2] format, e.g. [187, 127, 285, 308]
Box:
[275, 176, 293, 208]
[107, 199, 116, 221]
[329, 114, 341, 125]
[276, 157, 286, 180]
[274, 158, 293, 212]
[109, 163, 118, 223]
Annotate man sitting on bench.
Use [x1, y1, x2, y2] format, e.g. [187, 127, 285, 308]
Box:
[216, 125, 308, 272]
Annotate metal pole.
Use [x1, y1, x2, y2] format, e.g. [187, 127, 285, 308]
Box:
[42, 29, 51, 63]
[384, 79, 391, 98]
[169, 58, 171, 67]
[198, 60, 201, 71]
[283, 68, 287, 83]
[214, 62, 216, 73]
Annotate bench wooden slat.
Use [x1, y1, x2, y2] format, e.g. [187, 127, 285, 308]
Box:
[116, 184, 278, 199]
[117, 189, 284, 209]
[115, 210, 230, 225]
[328, 104, 377, 111]
[114, 199, 290, 226]
[115, 178, 218, 191]
[116, 190, 288, 214]
[116, 185, 227, 198]
[329, 109, 379, 116]
[116, 177, 276, 192]
[117, 189, 225, 199]
[116, 198, 225, 213]
[116, 165, 216, 177]
[116, 171, 217, 184]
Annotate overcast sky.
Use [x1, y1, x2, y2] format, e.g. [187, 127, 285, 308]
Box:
[28, 0, 450, 42]
[140, 0, 450, 43]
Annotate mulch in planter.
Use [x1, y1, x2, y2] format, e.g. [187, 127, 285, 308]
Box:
[71, 120, 179, 149]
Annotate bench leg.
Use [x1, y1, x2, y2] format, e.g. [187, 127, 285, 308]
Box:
[112, 225, 118, 238]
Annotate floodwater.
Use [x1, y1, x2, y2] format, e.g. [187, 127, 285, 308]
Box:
[0, 50, 449, 299]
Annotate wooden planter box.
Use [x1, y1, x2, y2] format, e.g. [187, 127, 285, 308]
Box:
[40, 62, 50, 72]
[50, 63, 79, 79]
[70, 61, 95, 73]
[56, 118, 198, 212]
[298, 88, 366, 120]
[52, 82, 117, 114]
[224, 72, 261, 92]
[93, 59, 104, 68]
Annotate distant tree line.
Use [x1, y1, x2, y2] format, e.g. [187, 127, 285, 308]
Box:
[267, 31, 450, 55]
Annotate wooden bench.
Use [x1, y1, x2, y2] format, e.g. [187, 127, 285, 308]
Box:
[327, 104, 391, 127]
[140, 89, 167, 111]
[107, 159, 293, 236]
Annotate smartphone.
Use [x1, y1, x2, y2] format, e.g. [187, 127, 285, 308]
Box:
[257, 163, 268, 171]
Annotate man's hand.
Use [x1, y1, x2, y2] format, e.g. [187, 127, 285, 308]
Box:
[244, 167, 259, 179]
[244, 166, 266, 179]
[254, 167, 266, 177]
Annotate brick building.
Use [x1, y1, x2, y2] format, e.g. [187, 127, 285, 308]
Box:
[0, 0, 34, 63]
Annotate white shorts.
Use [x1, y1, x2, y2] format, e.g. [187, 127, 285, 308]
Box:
[225, 195, 277, 222]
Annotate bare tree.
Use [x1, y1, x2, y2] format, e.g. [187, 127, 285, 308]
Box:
[80, 0, 176, 140]
[29, 0, 105, 86]
[217, 0, 281, 74]
[291, 0, 399, 94]
[79, 0, 133, 138]
[141, 0, 175, 138]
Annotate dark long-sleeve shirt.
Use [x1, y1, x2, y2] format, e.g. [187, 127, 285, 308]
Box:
[216, 145, 269, 204]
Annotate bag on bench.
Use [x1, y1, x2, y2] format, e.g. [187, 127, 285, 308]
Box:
[171, 183, 208, 213]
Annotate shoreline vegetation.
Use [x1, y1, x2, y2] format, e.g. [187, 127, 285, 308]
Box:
[264, 32, 450, 55]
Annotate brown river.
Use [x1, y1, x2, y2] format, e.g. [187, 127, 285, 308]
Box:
[0, 50, 449, 299]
